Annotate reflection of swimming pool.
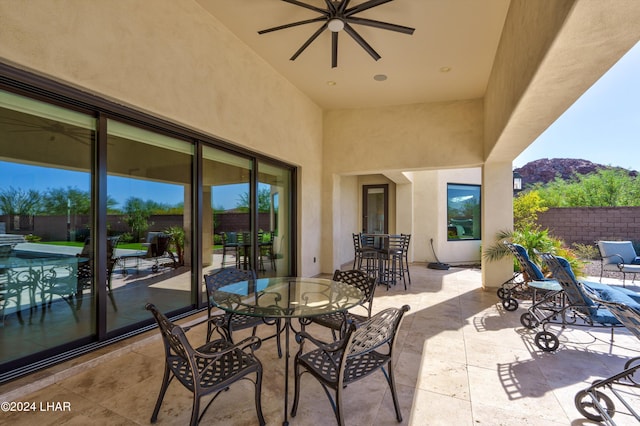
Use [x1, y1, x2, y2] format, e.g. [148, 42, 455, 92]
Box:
[12, 250, 72, 260]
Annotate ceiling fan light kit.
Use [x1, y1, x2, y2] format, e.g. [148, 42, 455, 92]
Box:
[258, 0, 415, 68]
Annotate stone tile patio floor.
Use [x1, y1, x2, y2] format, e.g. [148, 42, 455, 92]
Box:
[1, 264, 639, 425]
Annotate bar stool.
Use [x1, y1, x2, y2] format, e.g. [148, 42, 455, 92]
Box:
[401, 233, 411, 285]
[353, 233, 378, 280]
[379, 234, 406, 290]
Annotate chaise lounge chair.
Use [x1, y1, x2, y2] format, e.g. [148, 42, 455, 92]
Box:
[522, 252, 640, 352]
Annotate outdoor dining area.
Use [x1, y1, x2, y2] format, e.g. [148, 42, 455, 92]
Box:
[353, 233, 411, 290]
[3, 260, 640, 425]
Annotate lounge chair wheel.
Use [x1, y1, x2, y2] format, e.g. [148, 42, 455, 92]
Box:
[152, 265, 159, 273]
[496, 287, 507, 300]
[502, 297, 518, 311]
[519, 312, 539, 329]
[574, 389, 615, 422]
[535, 331, 559, 352]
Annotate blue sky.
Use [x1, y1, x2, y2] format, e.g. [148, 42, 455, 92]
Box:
[514, 41, 640, 170]
[0, 161, 244, 209]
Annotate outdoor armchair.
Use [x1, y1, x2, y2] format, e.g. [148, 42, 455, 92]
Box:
[304, 269, 377, 340]
[146, 303, 265, 426]
[204, 267, 282, 357]
[597, 240, 640, 285]
[291, 305, 410, 426]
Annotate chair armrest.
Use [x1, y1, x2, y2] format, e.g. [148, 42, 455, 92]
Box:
[295, 330, 331, 348]
[195, 335, 262, 359]
[234, 335, 263, 352]
[602, 253, 624, 265]
[295, 330, 347, 352]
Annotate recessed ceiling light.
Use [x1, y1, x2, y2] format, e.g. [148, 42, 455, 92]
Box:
[373, 74, 388, 81]
[326, 81, 337, 86]
[440, 66, 452, 73]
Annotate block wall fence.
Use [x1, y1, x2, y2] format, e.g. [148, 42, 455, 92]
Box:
[0, 212, 271, 242]
[537, 207, 640, 246]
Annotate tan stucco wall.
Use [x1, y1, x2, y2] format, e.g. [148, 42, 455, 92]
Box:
[324, 99, 484, 175]
[322, 100, 484, 273]
[325, 175, 358, 271]
[0, 0, 324, 276]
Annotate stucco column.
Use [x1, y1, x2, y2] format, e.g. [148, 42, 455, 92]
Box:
[395, 181, 413, 261]
[481, 162, 513, 289]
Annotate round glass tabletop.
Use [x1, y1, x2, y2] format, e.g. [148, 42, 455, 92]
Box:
[209, 276, 364, 318]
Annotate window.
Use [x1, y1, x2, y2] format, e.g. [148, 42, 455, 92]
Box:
[447, 184, 481, 241]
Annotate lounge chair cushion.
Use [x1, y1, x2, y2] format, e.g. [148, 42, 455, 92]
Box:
[583, 281, 640, 305]
[513, 244, 546, 280]
[584, 283, 640, 309]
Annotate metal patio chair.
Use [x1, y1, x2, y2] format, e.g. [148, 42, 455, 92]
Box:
[145, 303, 265, 426]
[291, 305, 410, 426]
[204, 267, 282, 357]
[305, 269, 377, 339]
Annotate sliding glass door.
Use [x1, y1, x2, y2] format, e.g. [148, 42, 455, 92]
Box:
[203, 146, 252, 274]
[0, 89, 95, 364]
[0, 79, 295, 381]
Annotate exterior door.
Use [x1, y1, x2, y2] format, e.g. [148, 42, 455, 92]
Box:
[362, 184, 388, 234]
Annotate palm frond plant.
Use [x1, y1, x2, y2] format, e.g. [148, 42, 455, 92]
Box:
[164, 226, 185, 266]
[483, 225, 584, 277]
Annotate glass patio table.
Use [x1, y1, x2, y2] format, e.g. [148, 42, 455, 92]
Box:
[209, 276, 364, 426]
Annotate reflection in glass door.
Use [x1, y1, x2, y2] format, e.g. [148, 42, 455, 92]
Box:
[0, 89, 95, 365]
[363, 184, 388, 234]
[258, 161, 292, 277]
[106, 120, 193, 332]
[203, 147, 252, 278]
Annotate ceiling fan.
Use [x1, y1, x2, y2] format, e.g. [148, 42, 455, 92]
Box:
[258, 0, 415, 68]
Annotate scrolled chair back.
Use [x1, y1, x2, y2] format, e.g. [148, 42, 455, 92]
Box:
[145, 303, 189, 360]
[204, 267, 256, 292]
[346, 305, 409, 356]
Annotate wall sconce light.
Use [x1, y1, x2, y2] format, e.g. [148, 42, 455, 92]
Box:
[513, 171, 523, 194]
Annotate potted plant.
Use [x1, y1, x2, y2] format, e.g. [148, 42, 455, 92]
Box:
[164, 226, 185, 267]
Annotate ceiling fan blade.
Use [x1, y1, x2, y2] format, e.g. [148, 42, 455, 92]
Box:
[331, 31, 338, 68]
[338, 0, 352, 14]
[324, 0, 337, 14]
[345, 0, 393, 17]
[346, 17, 415, 35]
[282, 0, 329, 15]
[258, 17, 326, 34]
[290, 24, 328, 61]
[343, 23, 381, 61]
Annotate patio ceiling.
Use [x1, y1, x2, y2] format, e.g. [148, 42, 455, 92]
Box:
[195, 0, 511, 110]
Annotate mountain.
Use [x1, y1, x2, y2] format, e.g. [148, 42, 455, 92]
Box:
[514, 158, 638, 188]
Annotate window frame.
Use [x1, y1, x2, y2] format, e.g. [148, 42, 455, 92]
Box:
[446, 183, 481, 241]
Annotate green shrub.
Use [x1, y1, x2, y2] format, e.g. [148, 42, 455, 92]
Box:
[25, 234, 41, 243]
[572, 243, 599, 260]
